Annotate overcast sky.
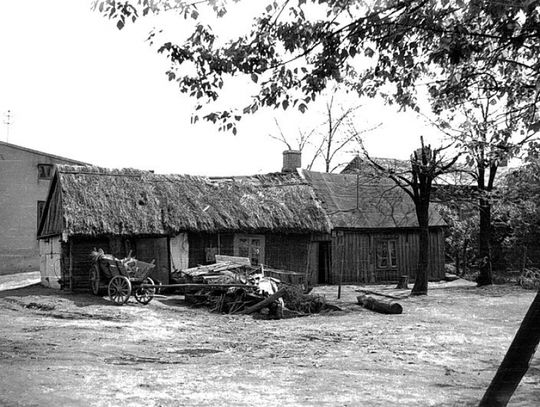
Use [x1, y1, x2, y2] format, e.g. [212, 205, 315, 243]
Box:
[0, 0, 443, 176]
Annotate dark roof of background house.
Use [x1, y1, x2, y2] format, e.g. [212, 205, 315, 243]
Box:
[0, 140, 88, 165]
[301, 169, 447, 229]
[341, 155, 410, 175]
[39, 165, 331, 237]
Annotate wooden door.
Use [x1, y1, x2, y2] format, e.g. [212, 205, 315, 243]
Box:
[135, 237, 170, 284]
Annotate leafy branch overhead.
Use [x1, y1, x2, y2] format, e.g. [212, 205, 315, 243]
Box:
[93, 0, 540, 134]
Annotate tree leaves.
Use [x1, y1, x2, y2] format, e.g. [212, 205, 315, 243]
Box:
[93, 0, 540, 135]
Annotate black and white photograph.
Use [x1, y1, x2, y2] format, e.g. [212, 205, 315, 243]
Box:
[0, 1, 539, 405]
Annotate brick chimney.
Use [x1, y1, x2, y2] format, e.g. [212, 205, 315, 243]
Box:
[282, 150, 302, 173]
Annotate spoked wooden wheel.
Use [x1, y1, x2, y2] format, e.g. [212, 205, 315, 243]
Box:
[89, 264, 101, 296]
[108, 276, 132, 305]
[134, 277, 155, 305]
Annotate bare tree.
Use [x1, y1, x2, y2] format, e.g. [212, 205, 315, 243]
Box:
[269, 89, 380, 172]
[363, 137, 459, 295]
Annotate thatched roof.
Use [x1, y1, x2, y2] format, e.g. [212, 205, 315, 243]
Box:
[301, 170, 446, 229]
[39, 165, 331, 237]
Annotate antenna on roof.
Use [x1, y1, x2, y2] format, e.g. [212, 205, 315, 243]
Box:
[3, 109, 13, 143]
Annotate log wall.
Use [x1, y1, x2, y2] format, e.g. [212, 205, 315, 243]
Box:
[330, 228, 445, 284]
[188, 232, 310, 274]
[68, 237, 110, 291]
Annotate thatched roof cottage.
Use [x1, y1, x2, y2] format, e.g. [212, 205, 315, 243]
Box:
[37, 165, 330, 289]
[38, 162, 446, 290]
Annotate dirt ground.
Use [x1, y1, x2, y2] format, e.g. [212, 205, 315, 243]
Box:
[0, 280, 538, 407]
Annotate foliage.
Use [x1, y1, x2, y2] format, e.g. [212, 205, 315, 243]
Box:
[494, 162, 540, 269]
[93, 0, 540, 133]
[270, 87, 380, 172]
[438, 204, 479, 274]
[94, 0, 540, 287]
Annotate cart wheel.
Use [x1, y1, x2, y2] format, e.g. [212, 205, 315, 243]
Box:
[108, 276, 132, 305]
[89, 264, 101, 296]
[134, 277, 155, 305]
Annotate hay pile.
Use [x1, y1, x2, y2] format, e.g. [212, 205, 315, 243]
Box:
[518, 268, 540, 290]
[281, 285, 328, 314]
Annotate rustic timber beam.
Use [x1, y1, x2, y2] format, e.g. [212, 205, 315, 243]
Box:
[357, 294, 403, 314]
[240, 288, 286, 315]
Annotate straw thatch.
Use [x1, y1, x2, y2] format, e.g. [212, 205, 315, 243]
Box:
[42, 165, 331, 237]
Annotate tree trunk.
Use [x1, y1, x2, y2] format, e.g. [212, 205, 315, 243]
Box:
[521, 246, 528, 273]
[462, 239, 469, 276]
[479, 288, 540, 406]
[477, 199, 493, 286]
[412, 202, 429, 295]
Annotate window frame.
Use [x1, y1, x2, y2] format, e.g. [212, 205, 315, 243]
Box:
[37, 164, 54, 180]
[375, 239, 398, 270]
[233, 234, 265, 266]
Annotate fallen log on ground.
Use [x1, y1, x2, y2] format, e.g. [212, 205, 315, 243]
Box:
[355, 288, 409, 300]
[357, 294, 403, 314]
[240, 288, 286, 315]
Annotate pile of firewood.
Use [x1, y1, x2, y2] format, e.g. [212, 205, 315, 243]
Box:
[170, 257, 334, 318]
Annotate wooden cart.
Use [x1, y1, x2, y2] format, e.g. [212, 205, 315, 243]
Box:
[89, 252, 157, 305]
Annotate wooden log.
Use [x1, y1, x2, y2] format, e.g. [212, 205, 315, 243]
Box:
[240, 288, 286, 315]
[355, 288, 408, 300]
[357, 294, 403, 314]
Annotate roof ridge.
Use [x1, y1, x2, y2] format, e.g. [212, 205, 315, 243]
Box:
[0, 140, 89, 165]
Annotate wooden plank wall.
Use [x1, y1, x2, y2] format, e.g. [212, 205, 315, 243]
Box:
[330, 229, 446, 284]
[68, 237, 109, 290]
[38, 178, 64, 237]
[135, 237, 170, 284]
[265, 234, 310, 274]
[330, 233, 371, 284]
[188, 233, 235, 267]
[188, 232, 310, 274]
[398, 229, 445, 281]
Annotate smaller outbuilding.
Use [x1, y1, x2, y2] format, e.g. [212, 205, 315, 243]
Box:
[300, 169, 447, 284]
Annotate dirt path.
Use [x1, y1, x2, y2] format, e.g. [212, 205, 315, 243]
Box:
[0, 283, 538, 406]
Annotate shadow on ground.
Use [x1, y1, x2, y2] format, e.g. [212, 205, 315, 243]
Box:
[0, 284, 112, 307]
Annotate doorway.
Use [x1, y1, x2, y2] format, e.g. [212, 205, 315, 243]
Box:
[318, 242, 330, 284]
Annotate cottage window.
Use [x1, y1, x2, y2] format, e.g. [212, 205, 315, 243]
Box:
[376, 239, 397, 269]
[234, 235, 265, 266]
[38, 164, 54, 180]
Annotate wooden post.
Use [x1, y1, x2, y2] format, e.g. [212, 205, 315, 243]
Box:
[305, 241, 312, 291]
[396, 275, 409, 289]
[337, 232, 344, 299]
[479, 288, 540, 406]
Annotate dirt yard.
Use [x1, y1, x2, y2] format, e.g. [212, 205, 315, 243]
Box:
[0, 281, 538, 407]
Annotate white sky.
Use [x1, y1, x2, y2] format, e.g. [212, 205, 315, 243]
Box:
[0, 0, 443, 176]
